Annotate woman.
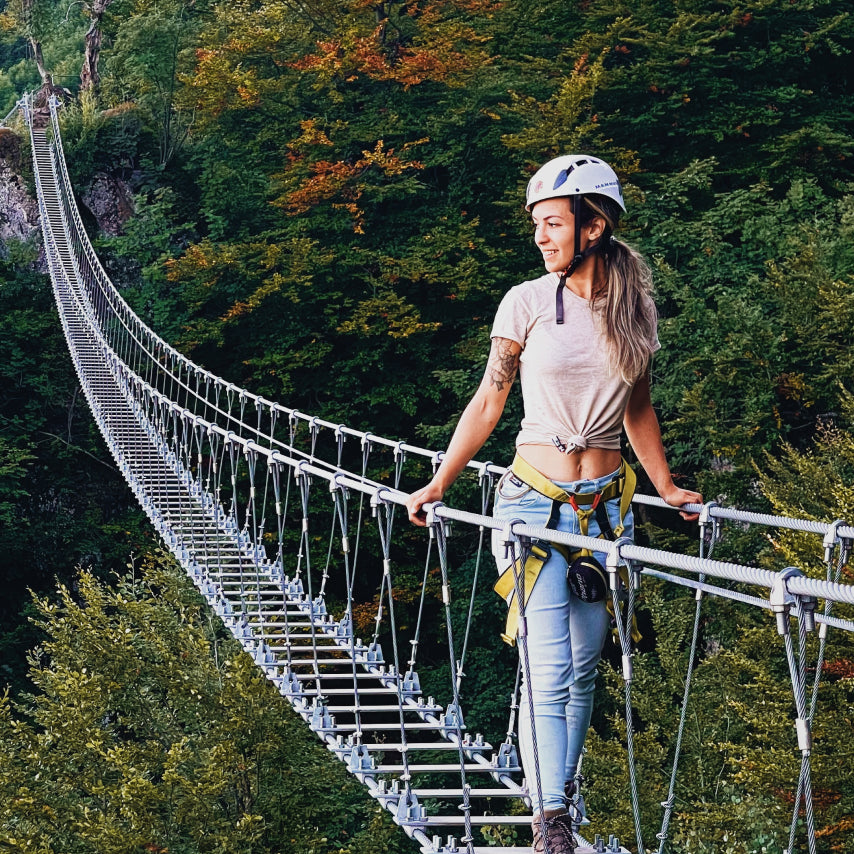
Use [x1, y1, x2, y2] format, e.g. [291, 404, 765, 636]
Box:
[406, 154, 701, 854]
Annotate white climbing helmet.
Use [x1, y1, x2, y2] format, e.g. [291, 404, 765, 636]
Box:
[525, 154, 625, 212]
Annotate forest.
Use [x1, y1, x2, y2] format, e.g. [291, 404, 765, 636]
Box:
[0, 0, 853, 851]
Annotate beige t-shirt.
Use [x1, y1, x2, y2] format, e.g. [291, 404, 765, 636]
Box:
[490, 272, 658, 452]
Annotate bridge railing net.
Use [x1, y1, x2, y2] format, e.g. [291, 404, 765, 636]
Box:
[27, 93, 854, 854]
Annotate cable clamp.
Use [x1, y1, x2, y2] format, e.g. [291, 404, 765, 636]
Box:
[500, 517, 525, 559]
[823, 518, 847, 563]
[371, 486, 394, 513]
[476, 460, 494, 483]
[770, 566, 803, 635]
[329, 471, 348, 494]
[699, 499, 721, 537]
[361, 431, 375, 450]
[606, 536, 634, 581]
[425, 501, 446, 529]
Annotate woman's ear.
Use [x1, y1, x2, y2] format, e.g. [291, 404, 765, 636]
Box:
[584, 215, 607, 243]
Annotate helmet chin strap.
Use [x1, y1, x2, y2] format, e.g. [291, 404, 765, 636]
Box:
[555, 196, 604, 324]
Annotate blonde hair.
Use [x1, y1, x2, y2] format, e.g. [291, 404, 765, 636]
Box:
[582, 195, 658, 384]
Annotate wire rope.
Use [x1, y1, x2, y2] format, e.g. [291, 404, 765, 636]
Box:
[656, 508, 721, 852]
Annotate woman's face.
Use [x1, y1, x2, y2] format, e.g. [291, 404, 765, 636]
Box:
[531, 197, 605, 274]
[531, 197, 577, 274]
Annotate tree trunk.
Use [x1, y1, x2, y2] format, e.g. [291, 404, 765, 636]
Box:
[80, 20, 102, 91]
[29, 35, 52, 87]
[80, 0, 115, 92]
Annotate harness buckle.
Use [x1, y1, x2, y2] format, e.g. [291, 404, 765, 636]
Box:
[567, 492, 601, 513]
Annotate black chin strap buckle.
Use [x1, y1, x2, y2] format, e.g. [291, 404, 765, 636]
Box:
[555, 273, 568, 324]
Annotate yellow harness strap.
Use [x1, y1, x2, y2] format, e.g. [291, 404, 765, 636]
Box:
[493, 540, 571, 644]
[509, 454, 636, 538]
[493, 457, 637, 646]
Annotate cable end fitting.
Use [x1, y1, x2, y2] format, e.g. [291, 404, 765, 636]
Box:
[425, 501, 446, 528]
[769, 566, 803, 635]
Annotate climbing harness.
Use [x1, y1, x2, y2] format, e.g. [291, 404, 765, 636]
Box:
[493, 454, 636, 645]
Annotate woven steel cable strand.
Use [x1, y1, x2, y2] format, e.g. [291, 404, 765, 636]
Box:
[346, 434, 374, 609]
[270, 461, 295, 674]
[179, 416, 199, 554]
[244, 446, 269, 643]
[787, 540, 850, 838]
[782, 598, 817, 854]
[254, 404, 278, 566]
[225, 439, 248, 600]
[208, 429, 229, 606]
[796, 597, 817, 854]
[432, 515, 475, 854]
[407, 528, 436, 677]
[331, 482, 364, 745]
[296, 469, 325, 703]
[358, 439, 392, 654]
[191, 420, 213, 574]
[640, 569, 770, 612]
[505, 659, 523, 750]
[502, 533, 550, 851]
[809, 541, 849, 720]
[610, 561, 645, 854]
[656, 515, 721, 852]
[370, 457, 405, 654]
[457, 466, 496, 693]
[320, 504, 337, 598]
[374, 497, 414, 787]
[796, 596, 817, 854]
[437, 507, 854, 606]
[319, 433, 348, 599]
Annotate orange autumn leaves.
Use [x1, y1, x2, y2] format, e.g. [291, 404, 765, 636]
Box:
[275, 122, 427, 233]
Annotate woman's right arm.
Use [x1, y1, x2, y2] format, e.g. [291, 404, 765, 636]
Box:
[406, 336, 521, 526]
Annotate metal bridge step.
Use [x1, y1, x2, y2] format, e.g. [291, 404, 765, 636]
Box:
[408, 789, 523, 798]
[331, 742, 491, 753]
[373, 764, 519, 774]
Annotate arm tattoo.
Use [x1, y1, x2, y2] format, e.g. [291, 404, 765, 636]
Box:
[487, 338, 520, 391]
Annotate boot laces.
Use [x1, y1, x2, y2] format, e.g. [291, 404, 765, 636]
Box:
[532, 812, 576, 854]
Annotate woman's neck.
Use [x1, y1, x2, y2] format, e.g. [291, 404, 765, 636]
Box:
[562, 256, 604, 301]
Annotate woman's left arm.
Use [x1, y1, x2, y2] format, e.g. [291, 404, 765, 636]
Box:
[624, 371, 702, 520]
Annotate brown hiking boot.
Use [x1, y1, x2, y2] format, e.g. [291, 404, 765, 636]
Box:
[531, 811, 576, 854]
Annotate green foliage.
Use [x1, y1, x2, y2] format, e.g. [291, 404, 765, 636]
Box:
[0, 553, 411, 854]
[4, 0, 854, 848]
[0, 255, 150, 695]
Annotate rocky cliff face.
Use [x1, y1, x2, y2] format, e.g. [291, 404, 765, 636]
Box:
[80, 171, 134, 237]
[0, 128, 41, 251]
[0, 123, 136, 262]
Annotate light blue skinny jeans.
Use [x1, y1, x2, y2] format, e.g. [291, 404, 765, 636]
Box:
[491, 464, 633, 814]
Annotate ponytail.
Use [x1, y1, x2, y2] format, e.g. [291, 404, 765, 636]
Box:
[581, 196, 658, 384]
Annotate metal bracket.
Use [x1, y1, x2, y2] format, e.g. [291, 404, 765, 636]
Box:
[823, 518, 847, 564]
[770, 566, 803, 635]
[394, 787, 425, 826]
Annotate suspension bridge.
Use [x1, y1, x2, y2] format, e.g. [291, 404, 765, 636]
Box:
[12, 90, 854, 854]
